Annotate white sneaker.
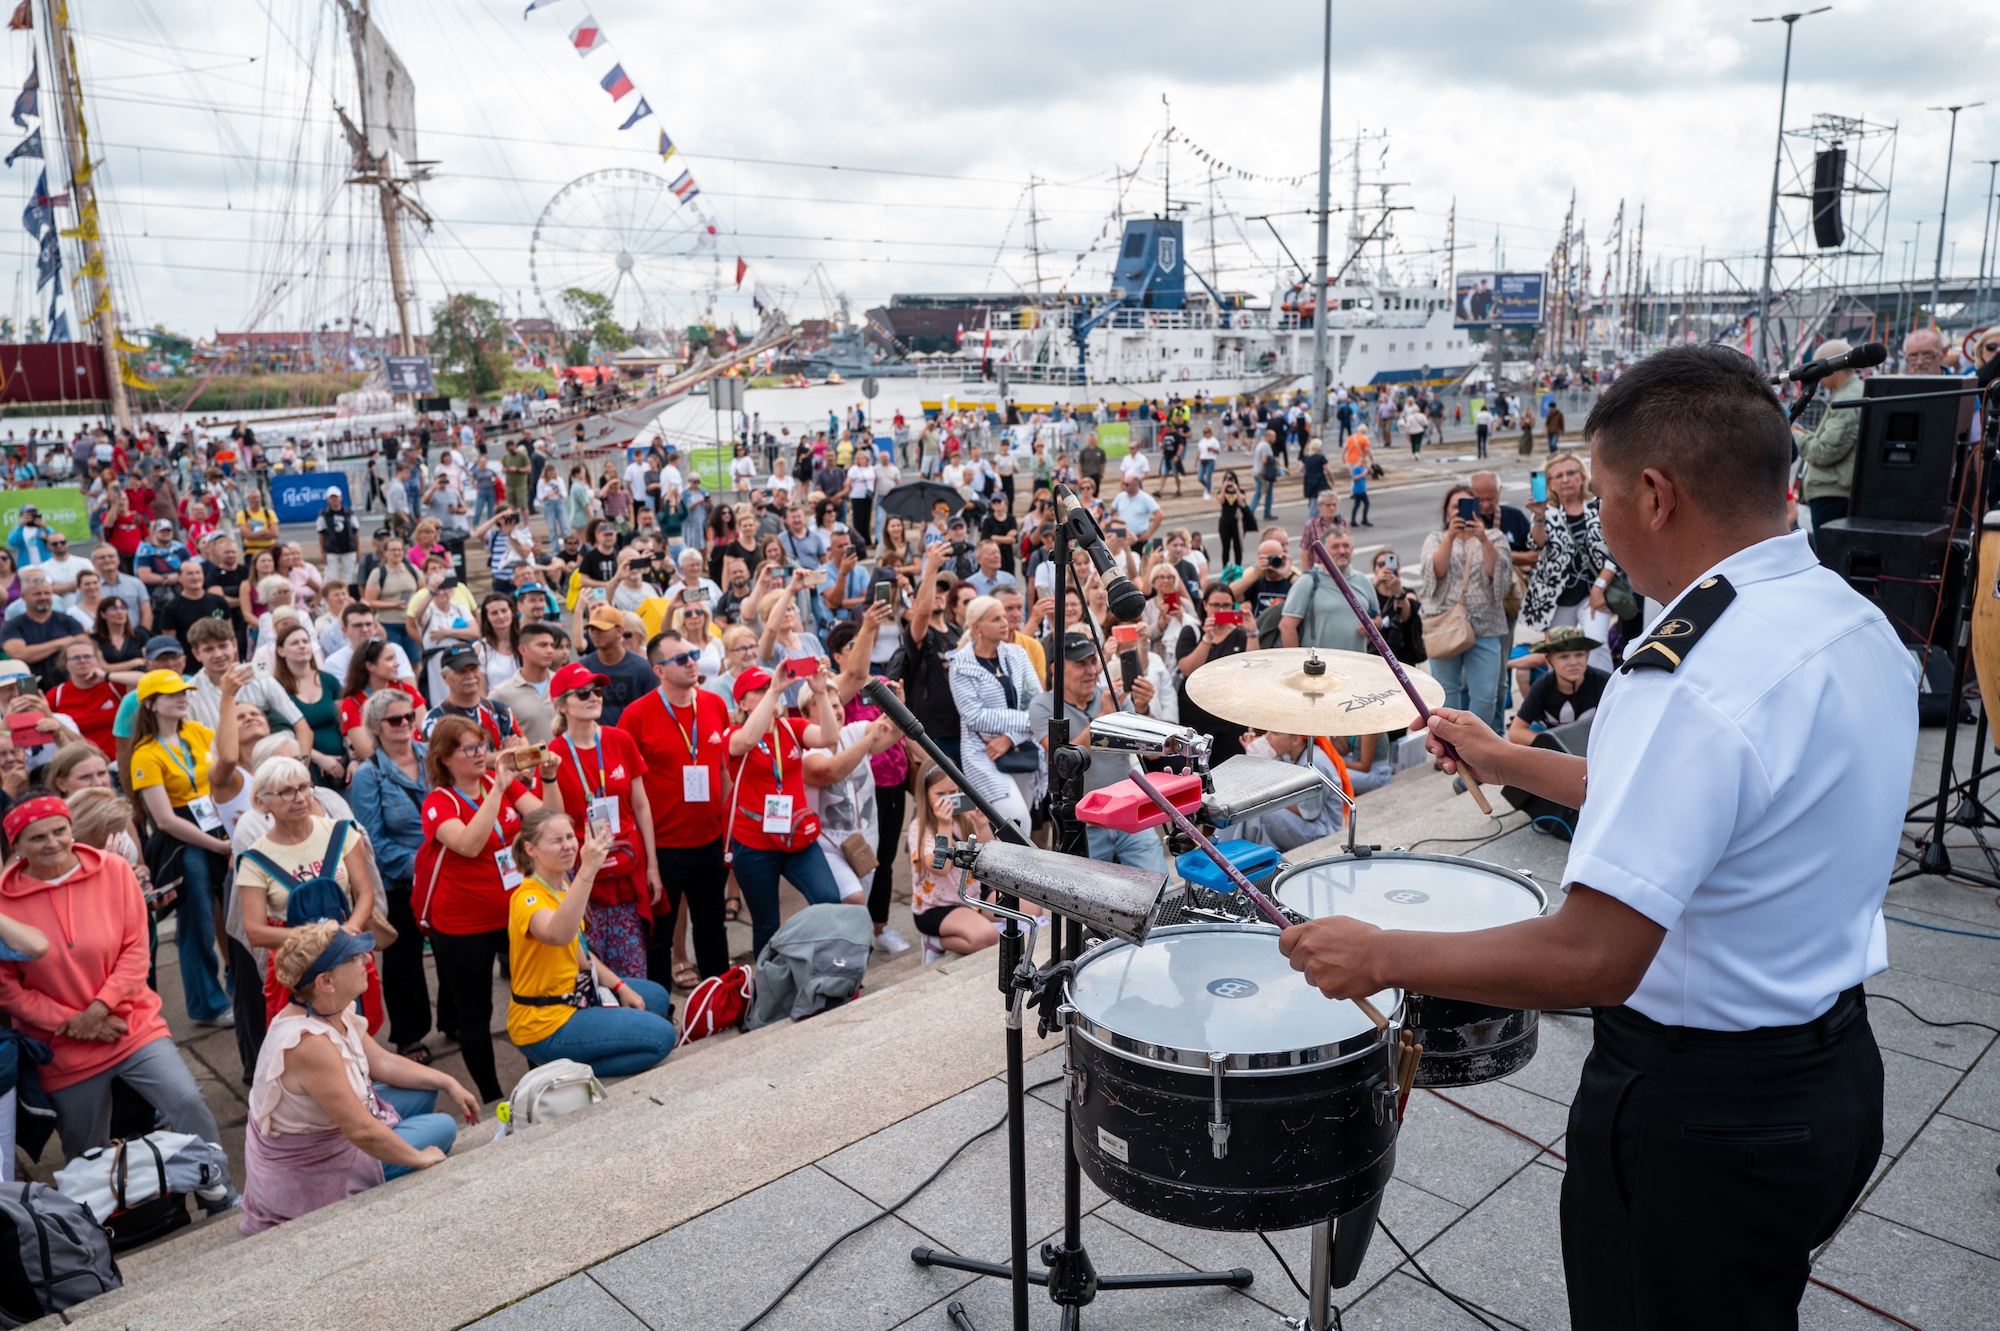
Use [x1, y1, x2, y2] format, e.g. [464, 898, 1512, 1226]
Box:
[873, 926, 912, 955]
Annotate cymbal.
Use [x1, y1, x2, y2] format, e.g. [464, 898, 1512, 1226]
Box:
[1185, 648, 1445, 736]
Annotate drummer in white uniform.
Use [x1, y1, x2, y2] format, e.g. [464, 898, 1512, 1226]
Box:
[1279, 345, 1917, 1330]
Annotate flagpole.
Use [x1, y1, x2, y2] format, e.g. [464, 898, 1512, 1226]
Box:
[38, 0, 131, 430]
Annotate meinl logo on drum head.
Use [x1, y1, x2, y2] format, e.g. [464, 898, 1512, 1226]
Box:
[1207, 978, 1260, 999]
[1384, 889, 1430, 905]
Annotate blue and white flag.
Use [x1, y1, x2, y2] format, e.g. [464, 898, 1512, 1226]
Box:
[46, 291, 67, 342]
[36, 227, 58, 288]
[617, 97, 652, 131]
[5, 127, 39, 166]
[22, 168, 48, 239]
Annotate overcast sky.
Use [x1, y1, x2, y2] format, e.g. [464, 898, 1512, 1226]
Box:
[0, 0, 1988, 343]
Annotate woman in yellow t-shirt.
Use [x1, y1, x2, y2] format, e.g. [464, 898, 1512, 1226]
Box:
[506, 810, 675, 1076]
[129, 668, 240, 1025]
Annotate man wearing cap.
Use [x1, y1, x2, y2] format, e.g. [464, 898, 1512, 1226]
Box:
[580, 603, 656, 727]
[421, 646, 521, 749]
[315, 486, 360, 585]
[6, 503, 52, 566]
[618, 629, 732, 983]
[1793, 337, 1865, 537]
[135, 519, 192, 597]
[1509, 625, 1611, 745]
[1027, 631, 1168, 872]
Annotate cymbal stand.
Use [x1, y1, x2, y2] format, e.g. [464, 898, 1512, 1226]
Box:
[887, 513, 1251, 1329]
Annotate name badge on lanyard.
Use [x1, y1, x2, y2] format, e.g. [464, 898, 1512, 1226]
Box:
[163, 738, 221, 832]
[760, 729, 792, 833]
[666, 693, 710, 802]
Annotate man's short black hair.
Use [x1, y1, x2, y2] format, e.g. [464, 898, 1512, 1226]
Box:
[646, 629, 686, 662]
[519, 621, 563, 648]
[1584, 344, 1790, 521]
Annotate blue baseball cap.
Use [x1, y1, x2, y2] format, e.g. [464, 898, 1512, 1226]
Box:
[143, 636, 185, 660]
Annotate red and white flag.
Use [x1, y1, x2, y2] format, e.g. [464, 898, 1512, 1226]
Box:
[569, 17, 603, 54]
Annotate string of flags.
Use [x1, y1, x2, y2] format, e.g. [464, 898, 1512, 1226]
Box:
[1163, 127, 1312, 189]
[527, 1, 702, 207]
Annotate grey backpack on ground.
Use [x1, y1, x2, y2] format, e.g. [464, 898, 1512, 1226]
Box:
[0, 1180, 122, 1327]
[746, 903, 874, 1031]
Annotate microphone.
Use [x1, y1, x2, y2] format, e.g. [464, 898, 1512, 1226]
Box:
[1054, 485, 1147, 624]
[1769, 341, 1887, 385]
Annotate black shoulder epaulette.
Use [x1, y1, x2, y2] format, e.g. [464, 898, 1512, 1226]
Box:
[1619, 575, 1736, 673]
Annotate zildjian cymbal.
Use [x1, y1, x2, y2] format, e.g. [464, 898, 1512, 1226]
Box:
[1184, 648, 1444, 736]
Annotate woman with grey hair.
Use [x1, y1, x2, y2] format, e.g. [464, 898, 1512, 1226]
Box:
[347, 686, 437, 1061]
[235, 755, 384, 1031]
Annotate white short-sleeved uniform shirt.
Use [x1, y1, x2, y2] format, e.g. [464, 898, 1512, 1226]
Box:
[1119, 452, 1151, 482]
[1561, 531, 1917, 1032]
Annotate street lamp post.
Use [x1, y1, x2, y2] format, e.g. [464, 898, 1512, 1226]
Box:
[1926, 103, 1985, 327]
[1309, 0, 1333, 443]
[1752, 7, 1831, 370]
[1975, 160, 2000, 320]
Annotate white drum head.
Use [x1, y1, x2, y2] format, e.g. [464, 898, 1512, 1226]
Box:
[1067, 925, 1392, 1058]
[1278, 854, 1548, 934]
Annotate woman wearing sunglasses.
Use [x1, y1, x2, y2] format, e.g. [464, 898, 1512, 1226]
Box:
[350, 689, 438, 1062]
[411, 716, 556, 1104]
[339, 638, 426, 763]
[546, 663, 661, 982]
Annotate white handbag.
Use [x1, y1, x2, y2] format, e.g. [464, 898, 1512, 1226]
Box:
[501, 1059, 606, 1129]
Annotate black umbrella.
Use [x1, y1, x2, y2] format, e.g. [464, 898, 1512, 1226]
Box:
[878, 480, 966, 523]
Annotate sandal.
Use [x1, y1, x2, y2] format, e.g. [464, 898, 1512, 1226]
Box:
[398, 1043, 434, 1066]
[671, 961, 700, 990]
[723, 895, 745, 923]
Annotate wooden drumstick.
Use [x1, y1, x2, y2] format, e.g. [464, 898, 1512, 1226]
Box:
[1301, 527, 1496, 815]
[1126, 766, 1391, 1032]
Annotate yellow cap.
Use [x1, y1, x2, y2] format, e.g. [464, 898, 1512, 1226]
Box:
[136, 669, 194, 701]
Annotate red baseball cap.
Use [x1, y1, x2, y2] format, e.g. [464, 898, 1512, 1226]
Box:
[731, 667, 773, 704]
[550, 662, 611, 700]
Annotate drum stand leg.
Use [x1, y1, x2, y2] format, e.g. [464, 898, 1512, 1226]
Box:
[1303, 1189, 1385, 1331]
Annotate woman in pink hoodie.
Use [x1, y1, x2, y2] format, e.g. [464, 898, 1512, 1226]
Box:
[0, 796, 235, 1208]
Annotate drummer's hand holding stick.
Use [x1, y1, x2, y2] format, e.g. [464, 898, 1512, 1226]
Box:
[1420, 707, 1588, 813]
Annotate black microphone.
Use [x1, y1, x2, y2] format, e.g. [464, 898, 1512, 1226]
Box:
[1053, 485, 1147, 624]
[1769, 341, 1888, 385]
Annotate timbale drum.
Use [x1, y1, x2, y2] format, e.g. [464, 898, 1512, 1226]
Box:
[1062, 923, 1402, 1232]
[1276, 853, 1549, 1087]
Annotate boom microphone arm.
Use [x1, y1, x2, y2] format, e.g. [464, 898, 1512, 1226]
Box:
[861, 678, 1032, 847]
[1054, 484, 1147, 624]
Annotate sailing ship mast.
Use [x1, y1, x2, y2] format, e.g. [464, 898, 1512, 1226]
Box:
[336, 0, 429, 364]
[37, 0, 129, 428]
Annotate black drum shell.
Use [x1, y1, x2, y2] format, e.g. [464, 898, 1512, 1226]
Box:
[1404, 994, 1538, 1087]
[1066, 1027, 1397, 1232]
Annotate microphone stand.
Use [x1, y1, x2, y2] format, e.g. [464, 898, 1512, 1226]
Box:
[886, 496, 1253, 1330]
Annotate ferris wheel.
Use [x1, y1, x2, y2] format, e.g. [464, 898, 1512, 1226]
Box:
[528, 168, 715, 336]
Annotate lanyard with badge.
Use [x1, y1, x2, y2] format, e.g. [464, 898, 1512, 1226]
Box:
[564, 734, 622, 840]
[163, 735, 223, 832]
[663, 691, 710, 803]
[451, 784, 523, 890]
[758, 728, 793, 835]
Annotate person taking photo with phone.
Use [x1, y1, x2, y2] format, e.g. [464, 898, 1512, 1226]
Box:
[725, 660, 845, 958]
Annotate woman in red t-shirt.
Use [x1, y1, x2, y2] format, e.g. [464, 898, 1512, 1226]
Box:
[725, 663, 844, 957]
[340, 639, 425, 761]
[547, 662, 660, 981]
[412, 714, 559, 1103]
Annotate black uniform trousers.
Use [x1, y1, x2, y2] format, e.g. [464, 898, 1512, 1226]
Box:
[1562, 986, 1882, 1330]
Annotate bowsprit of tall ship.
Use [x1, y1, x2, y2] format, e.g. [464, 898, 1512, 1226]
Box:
[892, 217, 1478, 403]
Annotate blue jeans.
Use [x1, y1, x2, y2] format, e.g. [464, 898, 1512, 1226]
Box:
[1085, 825, 1168, 873]
[729, 842, 845, 956]
[1251, 475, 1276, 518]
[375, 1084, 458, 1180]
[175, 845, 231, 1022]
[1197, 458, 1216, 493]
[1429, 635, 1505, 737]
[543, 502, 569, 543]
[473, 484, 496, 527]
[518, 979, 677, 1079]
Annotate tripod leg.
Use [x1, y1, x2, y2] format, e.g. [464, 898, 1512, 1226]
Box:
[946, 1300, 978, 1331]
[1005, 1016, 1030, 1331]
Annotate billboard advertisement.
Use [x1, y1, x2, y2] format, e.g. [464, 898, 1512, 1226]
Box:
[383, 355, 436, 393]
[0, 487, 90, 543]
[1453, 272, 1545, 328]
[269, 471, 352, 525]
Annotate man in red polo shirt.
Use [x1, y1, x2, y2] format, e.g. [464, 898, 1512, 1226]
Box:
[616, 629, 731, 986]
[48, 639, 122, 759]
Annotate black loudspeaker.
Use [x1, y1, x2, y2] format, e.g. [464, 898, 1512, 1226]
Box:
[1851, 375, 1973, 525]
[1812, 147, 1847, 249]
[1815, 517, 1953, 644]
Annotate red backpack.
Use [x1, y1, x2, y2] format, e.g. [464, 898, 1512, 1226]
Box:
[682, 965, 753, 1042]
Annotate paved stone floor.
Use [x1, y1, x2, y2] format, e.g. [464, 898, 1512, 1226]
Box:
[464, 726, 2000, 1331]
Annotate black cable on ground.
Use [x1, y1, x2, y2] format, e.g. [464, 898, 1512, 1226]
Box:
[1870, 991, 2000, 1035]
[1403, 814, 1524, 854]
[736, 1076, 1064, 1331]
[1377, 1219, 1505, 1331]
[1256, 1230, 1309, 1300]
